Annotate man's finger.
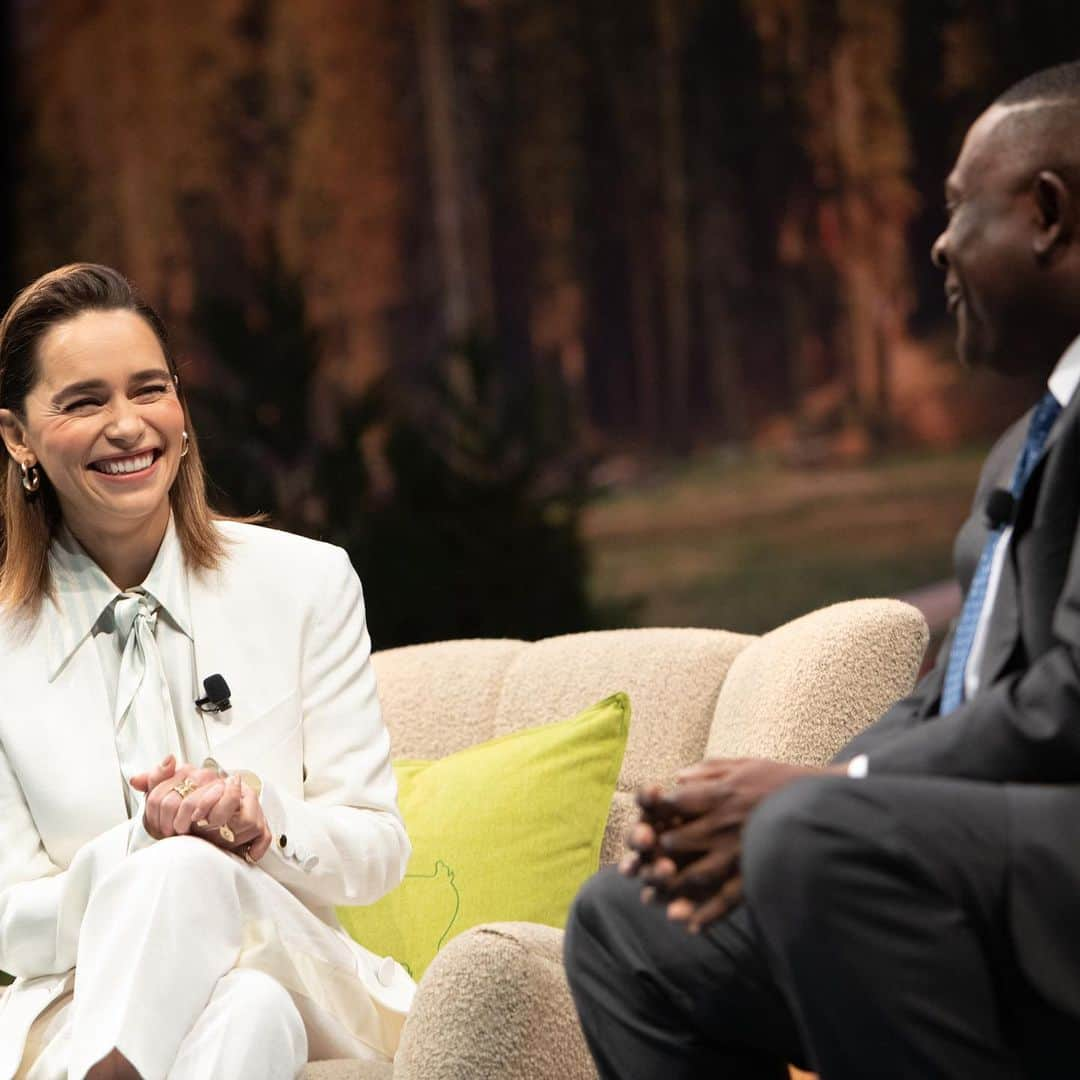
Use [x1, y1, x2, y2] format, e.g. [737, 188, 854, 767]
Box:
[675, 757, 747, 783]
[663, 844, 740, 901]
[687, 875, 743, 933]
[635, 785, 685, 830]
[655, 779, 737, 820]
[666, 896, 695, 922]
[639, 855, 677, 889]
[658, 809, 746, 855]
[627, 821, 658, 853]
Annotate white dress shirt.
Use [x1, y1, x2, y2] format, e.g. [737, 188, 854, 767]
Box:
[47, 518, 211, 814]
[848, 334, 1080, 779]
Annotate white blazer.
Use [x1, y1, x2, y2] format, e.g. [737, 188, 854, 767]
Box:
[0, 521, 410, 1075]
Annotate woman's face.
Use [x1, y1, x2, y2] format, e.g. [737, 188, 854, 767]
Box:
[1, 309, 186, 541]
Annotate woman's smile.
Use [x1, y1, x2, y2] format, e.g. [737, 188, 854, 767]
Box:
[88, 448, 163, 479]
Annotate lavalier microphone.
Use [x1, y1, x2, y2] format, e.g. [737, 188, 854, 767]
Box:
[195, 674, 232, 714]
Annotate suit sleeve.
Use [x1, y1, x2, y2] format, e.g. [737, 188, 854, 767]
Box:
[0, 746, 146, 979]
[255, 547, 410, 908]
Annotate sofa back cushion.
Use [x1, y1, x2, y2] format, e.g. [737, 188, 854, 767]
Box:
[372, 639, 528, 759]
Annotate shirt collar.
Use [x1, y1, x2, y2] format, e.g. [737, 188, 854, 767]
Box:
[45, 516, 192, 680]
[1047, 334, 1080, 407]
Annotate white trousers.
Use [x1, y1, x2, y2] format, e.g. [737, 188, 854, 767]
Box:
[18, 837, 406, 1080]
[24, 969, 306, 1080]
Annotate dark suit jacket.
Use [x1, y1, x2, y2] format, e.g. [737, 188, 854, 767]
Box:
[833, 385, 1080, 1015]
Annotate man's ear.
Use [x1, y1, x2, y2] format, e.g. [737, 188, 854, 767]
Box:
[0, 409, 33, 467]
[1033, 170, 1074, 260]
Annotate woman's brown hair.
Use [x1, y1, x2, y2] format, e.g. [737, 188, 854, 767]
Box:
[0, 263, 230, 614]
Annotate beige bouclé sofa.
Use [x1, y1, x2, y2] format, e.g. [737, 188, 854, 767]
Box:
[306, 597, 929, 1080]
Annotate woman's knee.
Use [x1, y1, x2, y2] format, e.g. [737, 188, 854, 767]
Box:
[89, 836, 240, 919]
[216, 969, 298, 1024]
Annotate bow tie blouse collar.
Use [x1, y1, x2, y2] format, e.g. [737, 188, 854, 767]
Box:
[44, 518, 193, 682]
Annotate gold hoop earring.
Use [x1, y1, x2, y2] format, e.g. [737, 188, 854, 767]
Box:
[21, 461, 40, 496]
[180, 431, 189, 458]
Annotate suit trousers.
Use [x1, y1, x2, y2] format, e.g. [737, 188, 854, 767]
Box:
[22, 969, 306, 1080]
[18, 836, 396, 1080]
[564, 775, 1080, 1079]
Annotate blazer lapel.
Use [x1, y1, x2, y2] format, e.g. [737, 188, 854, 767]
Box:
[1017, 381, 1080, 514]
[31, 640, 129, 861]
[186, 566, 286, 753]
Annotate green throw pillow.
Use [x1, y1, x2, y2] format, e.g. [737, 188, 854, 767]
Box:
[337, 692, 630, 980]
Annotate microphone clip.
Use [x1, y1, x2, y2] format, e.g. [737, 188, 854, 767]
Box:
[984, 487, 1017, 530]
[195, 673, 232, 714]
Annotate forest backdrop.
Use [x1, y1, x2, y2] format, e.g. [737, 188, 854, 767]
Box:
[5, 0, 1080, 645]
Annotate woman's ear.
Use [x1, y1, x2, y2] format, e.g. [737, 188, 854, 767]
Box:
[0, 408, 33, 466]
[1033, 170, 1074, 260]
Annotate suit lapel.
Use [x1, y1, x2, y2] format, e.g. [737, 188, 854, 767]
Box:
[32, 635, 129, 853]
[186, 564, 282, 753]
[1018, 379, 1080, 509]
[985, 384, 1080, 684]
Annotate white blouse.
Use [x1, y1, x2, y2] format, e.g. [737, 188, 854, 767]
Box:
[47, 519, 212, 815]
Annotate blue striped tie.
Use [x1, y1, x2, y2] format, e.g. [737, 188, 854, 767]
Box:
[939, 391, 1062, 715]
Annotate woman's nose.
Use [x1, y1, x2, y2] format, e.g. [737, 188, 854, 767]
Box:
[105, 398, 145, 441]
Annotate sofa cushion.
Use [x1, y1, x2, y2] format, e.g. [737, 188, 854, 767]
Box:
[493, 628, 753, 786]
[372, 639, 528, 759]
[337, 693, 629, 980]
[708, 599, 928, 766]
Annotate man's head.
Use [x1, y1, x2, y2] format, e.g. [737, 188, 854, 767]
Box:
[932, 62, 1080, 376]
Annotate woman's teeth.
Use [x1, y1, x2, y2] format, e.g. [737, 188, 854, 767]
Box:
[91, 451, 155, 475]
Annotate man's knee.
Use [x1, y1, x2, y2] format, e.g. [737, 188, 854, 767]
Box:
[743, 775, 876, 925]
[565, 867, 636, 981]
[569, 866, 639, 936]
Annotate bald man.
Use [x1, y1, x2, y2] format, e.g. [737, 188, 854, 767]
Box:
[564, 62, 1080, 1079]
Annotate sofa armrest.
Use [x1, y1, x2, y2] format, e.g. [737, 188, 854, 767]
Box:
[302, 1062, 394, 1080]
[707, 598, 928, 766]
[394, 922, 597, 1080]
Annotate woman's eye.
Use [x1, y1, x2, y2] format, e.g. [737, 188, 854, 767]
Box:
[64, 398, 100, 412]
[135, 384, 169, 399]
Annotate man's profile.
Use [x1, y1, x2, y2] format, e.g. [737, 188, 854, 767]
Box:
[564, 61, 1080, 1079]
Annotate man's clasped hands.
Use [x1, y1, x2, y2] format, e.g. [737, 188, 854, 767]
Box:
[129, 756, 274, 862]
[622, 757, 842, 932]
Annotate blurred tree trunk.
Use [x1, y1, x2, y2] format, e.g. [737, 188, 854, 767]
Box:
[594, 4, 663, 444]
[700, 199, 748, 442]
[657, 0, 691, 451]
[416, 0, 472, 341]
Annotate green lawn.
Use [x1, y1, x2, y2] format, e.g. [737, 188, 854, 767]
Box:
[585, 446, 986, 635]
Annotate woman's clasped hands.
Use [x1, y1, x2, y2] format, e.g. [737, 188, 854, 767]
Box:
[129, 755, 274, 861]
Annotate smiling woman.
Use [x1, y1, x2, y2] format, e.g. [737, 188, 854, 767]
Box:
[0, 265, 224, 613]
[0, 265, 415, 1079]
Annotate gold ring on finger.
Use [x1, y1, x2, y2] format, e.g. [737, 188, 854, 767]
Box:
[218, 823, 236, 844]
[172, 779, 198, 799]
